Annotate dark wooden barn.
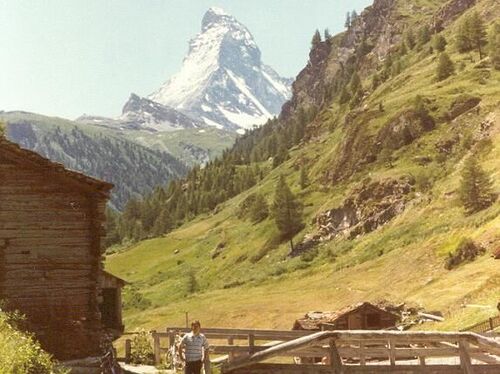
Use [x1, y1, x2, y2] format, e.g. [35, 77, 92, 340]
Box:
[293, 302, 399, 331]
[0, 137, 115, 360]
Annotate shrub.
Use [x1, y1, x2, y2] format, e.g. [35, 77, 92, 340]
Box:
[130, 330, 154, 365]
[444, 238, 485, 270]
[0, 309, 65, 374]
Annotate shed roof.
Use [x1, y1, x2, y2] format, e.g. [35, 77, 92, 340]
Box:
[0, 137, 113, 195]
[293, 302, 399, 331]
[101, 271, 128, 287]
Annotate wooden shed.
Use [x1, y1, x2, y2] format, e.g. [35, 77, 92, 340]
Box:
[0, 137, 114, 360]
[99, 271, 127, 336]
[293, 302, 399, 331]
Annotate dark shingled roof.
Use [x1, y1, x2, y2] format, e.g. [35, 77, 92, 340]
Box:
[0, 137, 113, 195]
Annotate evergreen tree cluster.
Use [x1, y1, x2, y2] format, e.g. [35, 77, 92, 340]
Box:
[456, 11, 487, 58]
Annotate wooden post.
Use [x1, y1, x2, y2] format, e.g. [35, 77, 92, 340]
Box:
[388, 339, 396, 366]
[489, 318, 494, 331]
[228, 337, 235, 362]
[458, 339, 475, 374]
[125, 339, 132, 364]
[329, 339, 343, 374]
[248, 334, 255, 355]
[359, 341, 365, 366]
[152, 330, 161, 366]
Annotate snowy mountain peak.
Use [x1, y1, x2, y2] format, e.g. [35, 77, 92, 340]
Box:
[146, 8, 292, 133]
[202, 7, 235, 32]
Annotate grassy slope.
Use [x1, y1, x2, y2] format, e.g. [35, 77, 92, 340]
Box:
[106, 1, 500, 333]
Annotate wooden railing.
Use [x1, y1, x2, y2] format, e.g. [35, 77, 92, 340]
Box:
[462, 316, 500, 334]
[150, 327, 311, 365]
[219, 330, 500, 374]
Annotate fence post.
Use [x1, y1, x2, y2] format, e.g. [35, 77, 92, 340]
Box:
[152, 330, 161, 366]
[388, 339, 396, 366]
[329, 339, 343, 374]
[228, 337, 234, 362]
[125, 339, 132, 364]
[248, 334, 255, 355]
[458, 339, 475, 374]
[489, 318, 494, 331]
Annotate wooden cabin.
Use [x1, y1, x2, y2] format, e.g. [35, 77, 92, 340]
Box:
[0, 137, 114, 360]
[99, 271, 126, 337]
[293, 302, 399, 331]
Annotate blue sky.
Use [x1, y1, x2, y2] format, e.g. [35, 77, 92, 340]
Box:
[0, 0, 372, 119]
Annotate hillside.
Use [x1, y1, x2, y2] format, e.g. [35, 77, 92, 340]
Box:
[0, 111, 188, 210]
[106, 0, 500, 333]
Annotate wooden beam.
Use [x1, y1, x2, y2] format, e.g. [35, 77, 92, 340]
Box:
[459, 340, 475, 374]
[329, 339, 343, 374]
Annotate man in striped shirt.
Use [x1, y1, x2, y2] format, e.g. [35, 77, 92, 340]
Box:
[180, 320, 210, 374]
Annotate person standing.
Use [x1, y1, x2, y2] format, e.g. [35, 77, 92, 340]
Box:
[179, 320, 210, 374]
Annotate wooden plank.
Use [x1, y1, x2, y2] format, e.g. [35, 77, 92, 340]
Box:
[389, 339, 396, 366]
[153, 331, 161, 365]
[329, 339, 343, 374]
[459, 340, 475, 374]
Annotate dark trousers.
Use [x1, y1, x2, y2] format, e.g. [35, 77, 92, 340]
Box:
[185, 360, 203, 374]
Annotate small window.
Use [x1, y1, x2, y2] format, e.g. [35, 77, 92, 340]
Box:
[366, 313, 381, 327]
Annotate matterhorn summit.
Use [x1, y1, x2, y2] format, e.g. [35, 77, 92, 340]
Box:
[146, 7, 292, 133]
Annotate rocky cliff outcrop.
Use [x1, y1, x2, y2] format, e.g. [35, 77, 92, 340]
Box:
[292, 177, 414, 256]
[431, 0, 476, 31]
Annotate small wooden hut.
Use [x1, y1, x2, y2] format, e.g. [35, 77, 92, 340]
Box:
[0, 137, 114, 359]
[293, 302, 399, 331]
[99, 271, 126, 336]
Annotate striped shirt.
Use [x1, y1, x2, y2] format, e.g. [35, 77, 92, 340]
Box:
[181, 332, 209, 362]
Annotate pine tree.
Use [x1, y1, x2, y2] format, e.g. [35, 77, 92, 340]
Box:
[417, 25, 431, 47]
[489, 22, 500, 70]
[271, 175, 304, 250]
[345, 12, 351, 29]
[351, 10, 358, 25]
[372, 73, 380, 90]
[459, 155, 495, 214]
[432, 34, 447, 52]
[436, 52, 455, 81]
[249, 193, 269, 223]
[404, 29, 416, 50]
[468, 11, 487, 59]
[456, 15, 473, 53]
[324, 28, 331, 40]
[300, 166, 309, 189]
[311, 29, 322, 48]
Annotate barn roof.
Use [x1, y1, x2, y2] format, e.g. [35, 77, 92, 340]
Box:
[0, 137, 113, 195]
[293, 302, 399, 331]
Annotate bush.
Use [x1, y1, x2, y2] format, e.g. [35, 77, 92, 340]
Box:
[0, 309, 65, 374]
[444, 238, 485, 270]
[130, 330, 154, 365]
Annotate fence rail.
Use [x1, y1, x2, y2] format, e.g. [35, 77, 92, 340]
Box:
[462, 316, 500, 334]
[126, 327, 500, 373]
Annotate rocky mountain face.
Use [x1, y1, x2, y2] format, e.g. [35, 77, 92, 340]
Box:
[147, 7, 292, 133]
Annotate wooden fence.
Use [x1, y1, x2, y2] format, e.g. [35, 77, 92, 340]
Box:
[221, 330, 500, 374]
[128, 327, 500, 373]
[462, 316, 500, 334]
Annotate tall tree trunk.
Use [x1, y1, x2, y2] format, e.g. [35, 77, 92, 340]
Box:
[289, 238, 294, 252]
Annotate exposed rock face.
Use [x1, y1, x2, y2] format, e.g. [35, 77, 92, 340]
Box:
[377, 109, 435, 150]
[431, 0, 476, 32]
[447, 95, 481, 121]
[281, 0, 398, 122]
[292, 177, 414, 256]
[120, 93, 204, 131]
